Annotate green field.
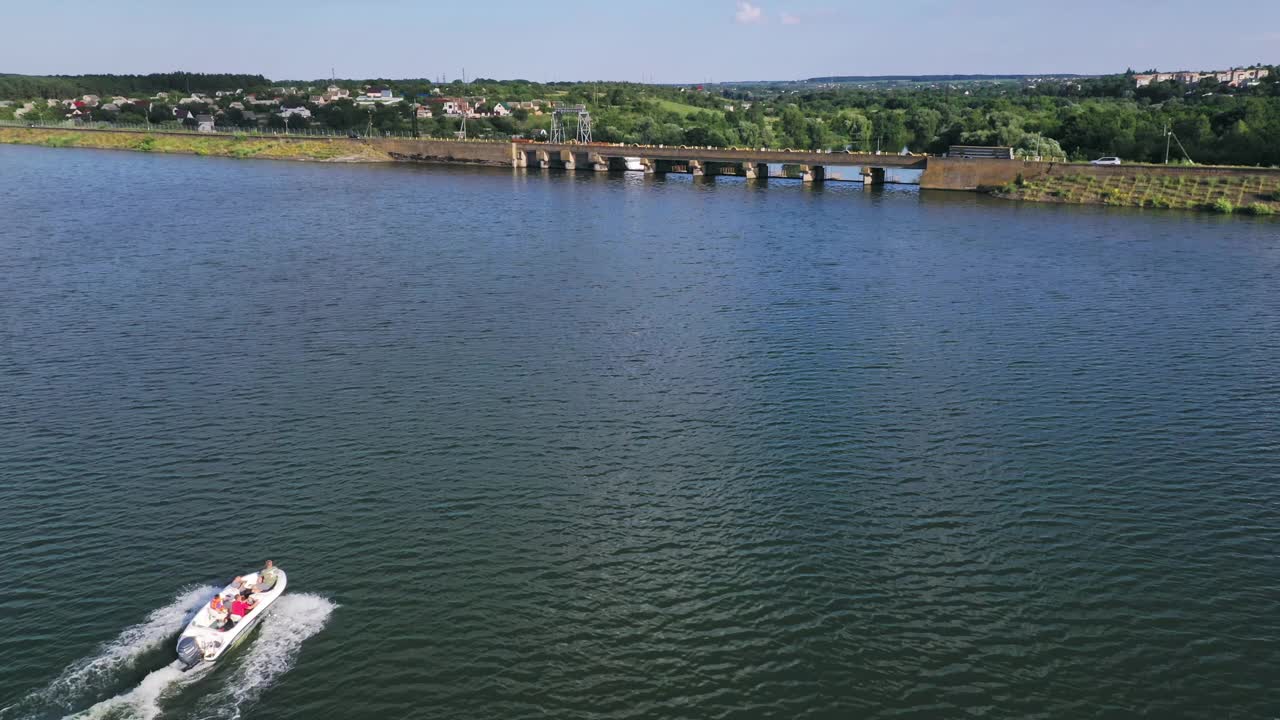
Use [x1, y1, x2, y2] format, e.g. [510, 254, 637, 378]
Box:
[653, 98, 724, 118]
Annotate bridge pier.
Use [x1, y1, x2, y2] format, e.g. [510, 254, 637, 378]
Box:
[536, 150, 550, 169]
[860, 167, 886, 186]
[689, 160, 704, 177]
[800, 165, 826, 182]
[559, 149, 576, 171]
[588, 152, 608, 172]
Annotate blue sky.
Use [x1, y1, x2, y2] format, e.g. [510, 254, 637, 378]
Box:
[2, 0, 1277, 82]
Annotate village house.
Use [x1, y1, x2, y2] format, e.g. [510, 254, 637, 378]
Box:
[355, 88, 403, 105]
[490, 102, 512, 117]
[195, 114, 215, 132]
[429, 97, 471, 116]
[509, 100, 546, 115]
[322, 85, 351, 103]
[277, 106, 312, 119]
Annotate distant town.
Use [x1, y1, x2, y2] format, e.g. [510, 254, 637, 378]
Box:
[1133, 65, 1269, 88]
[2, 84, 552, 136]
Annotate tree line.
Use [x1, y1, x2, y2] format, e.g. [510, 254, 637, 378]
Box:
[3, 69, 1278, 166]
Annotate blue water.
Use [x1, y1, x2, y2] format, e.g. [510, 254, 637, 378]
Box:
[1, 144, 1278, 719]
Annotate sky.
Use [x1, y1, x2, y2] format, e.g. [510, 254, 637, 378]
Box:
[2, 0, 1277, 83]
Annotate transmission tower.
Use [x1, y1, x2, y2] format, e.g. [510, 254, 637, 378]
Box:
[550, 105, 591, 144]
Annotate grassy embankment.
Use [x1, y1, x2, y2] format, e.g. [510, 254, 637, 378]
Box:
[993, 169, 1280, 216]
[0, 127, 390, 162]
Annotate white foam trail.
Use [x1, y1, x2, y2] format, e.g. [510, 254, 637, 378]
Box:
[12, 585, 217, 717]
[65, 663, 198, 720]
[198, 593, 337, 720]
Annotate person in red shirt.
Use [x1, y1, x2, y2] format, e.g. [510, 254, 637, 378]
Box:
[230, 593, 254, 621]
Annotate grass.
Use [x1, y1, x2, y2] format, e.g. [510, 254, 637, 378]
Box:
[43, 133, 81, 147]
[0, 126, 390, 163]
[653, 98, 724, 119]
[1001, 169, 1280, 217]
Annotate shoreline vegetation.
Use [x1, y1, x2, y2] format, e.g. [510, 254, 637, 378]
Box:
[4, 126, 1277, 218]
[989, 170, 1280, 215]
[0, 126, 388, 162]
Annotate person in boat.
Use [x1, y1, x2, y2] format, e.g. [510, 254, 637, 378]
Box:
[208, 594, 229, 629]
[255, 560, 280, 593]
[230, 592, 255, 622]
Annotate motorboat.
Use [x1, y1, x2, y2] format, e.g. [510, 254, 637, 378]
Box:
[176, 567, 287, 669]
[623, 157, 644, 172]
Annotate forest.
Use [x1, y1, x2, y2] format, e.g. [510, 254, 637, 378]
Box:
[2, 69, 1278, 166]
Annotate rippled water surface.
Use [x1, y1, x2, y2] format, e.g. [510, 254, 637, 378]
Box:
[1, 145, 1278, 719]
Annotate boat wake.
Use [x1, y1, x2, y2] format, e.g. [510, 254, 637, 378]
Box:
[6, 589, 335, 720]
[192, 593, 337, 720]
[3, 585, 216, 719]
[63, 663, 200, 720]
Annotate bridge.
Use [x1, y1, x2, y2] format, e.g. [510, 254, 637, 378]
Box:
[512, 142, 927, 184]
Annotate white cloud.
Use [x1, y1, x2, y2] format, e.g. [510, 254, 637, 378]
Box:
[735, 1, 763, 24]
[780, 11, 800, 24]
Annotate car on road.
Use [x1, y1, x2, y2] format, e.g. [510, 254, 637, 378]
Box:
[1091, 157, 1122, 165]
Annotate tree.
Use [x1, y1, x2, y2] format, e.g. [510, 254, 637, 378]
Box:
[834, 109, 873, 150]
[778, 105, 806, 148]
[147, 104, 171, 124]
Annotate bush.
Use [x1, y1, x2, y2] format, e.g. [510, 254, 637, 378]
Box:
[1243, 203, 1275, 216]
[1209, 198, 1235, 214]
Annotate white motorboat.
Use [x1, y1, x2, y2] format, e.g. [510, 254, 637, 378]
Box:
[623, 157, 644, 172]
[176, 568, 287, 669]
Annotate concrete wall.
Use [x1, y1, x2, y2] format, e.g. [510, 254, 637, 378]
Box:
[921, 157, 1280, 191]
[374, 138, 515, 167]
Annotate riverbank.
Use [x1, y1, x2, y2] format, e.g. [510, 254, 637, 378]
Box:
[987, 164, 1280, 215]
[0, 126, 390, 162]
[5, 126, 1278, 217]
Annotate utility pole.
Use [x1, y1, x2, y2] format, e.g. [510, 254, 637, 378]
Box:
[1164, 121, 1171, 164]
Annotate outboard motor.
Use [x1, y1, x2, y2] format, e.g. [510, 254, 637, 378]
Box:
[176, 636, 202, 669]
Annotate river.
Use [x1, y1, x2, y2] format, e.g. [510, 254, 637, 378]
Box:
[1, 144, 1277, 719]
